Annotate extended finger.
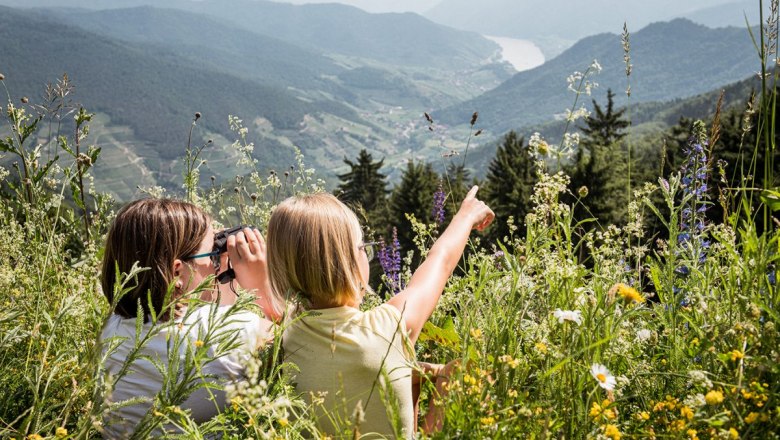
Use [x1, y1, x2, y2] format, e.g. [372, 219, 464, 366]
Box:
[465, 185, 479, 200]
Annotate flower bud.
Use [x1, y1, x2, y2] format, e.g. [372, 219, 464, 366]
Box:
[537, 141, 548, 155]
[578, 186, 589, 198]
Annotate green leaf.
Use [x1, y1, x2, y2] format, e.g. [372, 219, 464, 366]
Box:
[759, 189, 780, 211]
[418, 317, 460, 349]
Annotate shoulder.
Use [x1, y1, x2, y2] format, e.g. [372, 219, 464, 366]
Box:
[360, 303, 408, 337]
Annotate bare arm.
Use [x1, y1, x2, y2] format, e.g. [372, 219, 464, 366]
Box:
[227, 228, 282, 323]
[387, 186, 493, 343]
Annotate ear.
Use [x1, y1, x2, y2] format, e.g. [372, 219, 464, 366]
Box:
[172, 259, 184, 279]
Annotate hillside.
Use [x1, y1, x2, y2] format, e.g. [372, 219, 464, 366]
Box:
[686, 0, 760, 29]
[39, 6, 345, 91]
[465, 69, 762, 176]
[425, 0, 739, 42]
[434, 19, 759, 135]
[0, 0, 501, 70]
[0, 5, 383, 199]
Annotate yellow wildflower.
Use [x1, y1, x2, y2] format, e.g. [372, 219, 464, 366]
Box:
[508, 389, 518, 398]
[680, 406, 694, 420]
[687, 429, 699, 440]
[470, 328, 483, 340]
[603, 424, 621, 440]
[480, 416, 496, 426]
[729, 350, 744, 361]
[728, 427, 739, 439]
[744, 412, 759, 424]
[535, 341, 548, 354]
[611, 282, 644, 303]
[499, 354, 520, 368]
[638, 411, 650, 421]
[27, 435, 43, 440]
[194, 340, 204, 348]
[705, 390, 724, 405]
[56, 427, 68, 438]
[278, 417, 289, 427]
[589, 401, 603, 418]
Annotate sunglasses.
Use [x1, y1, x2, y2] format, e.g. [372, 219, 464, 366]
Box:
[182, 250, 221, 272]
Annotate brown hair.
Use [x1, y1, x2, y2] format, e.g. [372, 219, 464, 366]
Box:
[101, 198, 211, 319]
[266, 193, 364, 309]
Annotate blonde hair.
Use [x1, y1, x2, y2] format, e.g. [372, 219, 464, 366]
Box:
[267, 193, 364, 309]
[101, 198, 211, 320]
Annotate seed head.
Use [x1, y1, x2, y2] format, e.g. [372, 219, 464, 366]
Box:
[470, 111, 478, 126]
[0, 73, 5, 80]
[578, 186, 589, 198]
[210, 175, 216, 182]
[20, 97, 28, 104]
[250, 193, 258, 202]
[194, 112, 201, 121]
[76, 153, 92, 167]
[424, 112, 433, 124]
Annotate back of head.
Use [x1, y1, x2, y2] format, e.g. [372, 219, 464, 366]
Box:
[101, 198, 210, 319]
[266, 193, 363, 309]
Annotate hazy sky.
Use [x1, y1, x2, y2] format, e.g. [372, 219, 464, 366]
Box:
[279, 0, 441, 14]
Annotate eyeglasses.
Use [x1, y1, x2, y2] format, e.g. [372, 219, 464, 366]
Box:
[359, 241, 380, 262]
[182, 250, 221, 271]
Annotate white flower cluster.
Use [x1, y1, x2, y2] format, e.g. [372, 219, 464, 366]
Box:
[224, 355, 295, 439]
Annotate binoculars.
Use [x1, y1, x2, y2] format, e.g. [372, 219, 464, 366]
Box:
[215, 225, 255, 284]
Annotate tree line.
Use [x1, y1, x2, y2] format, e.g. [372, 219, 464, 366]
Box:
[336, 87, 780, 287]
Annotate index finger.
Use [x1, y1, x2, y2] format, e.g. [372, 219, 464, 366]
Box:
[465, 185, 479, 200]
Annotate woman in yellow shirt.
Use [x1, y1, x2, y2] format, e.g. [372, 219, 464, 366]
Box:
[267, 187, 493, 438]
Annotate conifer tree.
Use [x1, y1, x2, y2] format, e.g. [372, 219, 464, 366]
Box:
[484, 131, 537, 242]
[570, 89, 630, 226]
[335, 149, 389, 232]
[388, 160, 439, 253]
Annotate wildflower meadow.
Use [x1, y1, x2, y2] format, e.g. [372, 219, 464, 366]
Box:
[1, 3, 780, 439]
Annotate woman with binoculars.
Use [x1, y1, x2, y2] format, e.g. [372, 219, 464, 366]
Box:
[98, 198, 278, 438]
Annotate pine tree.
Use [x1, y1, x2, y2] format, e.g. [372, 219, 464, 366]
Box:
[484, 131, 537, 242]
[570, 89, 630, 226]
[335, 149, 389, 232]
[388, 160, 439, 253]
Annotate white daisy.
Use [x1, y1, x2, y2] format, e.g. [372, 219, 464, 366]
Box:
[636, 329, 653, 342]
[553, 309, 582, 325]
[590, 363, 616, 391]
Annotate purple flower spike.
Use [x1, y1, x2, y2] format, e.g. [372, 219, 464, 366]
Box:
[432, 181, 446, 225]
[378, 228, 404, 294]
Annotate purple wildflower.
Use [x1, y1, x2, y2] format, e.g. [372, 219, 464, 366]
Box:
[432, 181, 446, 225]
[378, 228, 404, 294]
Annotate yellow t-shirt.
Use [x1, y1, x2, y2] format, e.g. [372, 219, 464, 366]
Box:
[283, 303, 415, 439]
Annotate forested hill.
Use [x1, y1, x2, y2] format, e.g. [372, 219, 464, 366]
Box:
[2, 0, 500, 69]
[434, 19, 758, 134]
[39, 6, 346, 91]
[0, 5, 360, 150]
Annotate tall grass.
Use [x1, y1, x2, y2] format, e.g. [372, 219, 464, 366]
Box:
[1, 5, 779, 437]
